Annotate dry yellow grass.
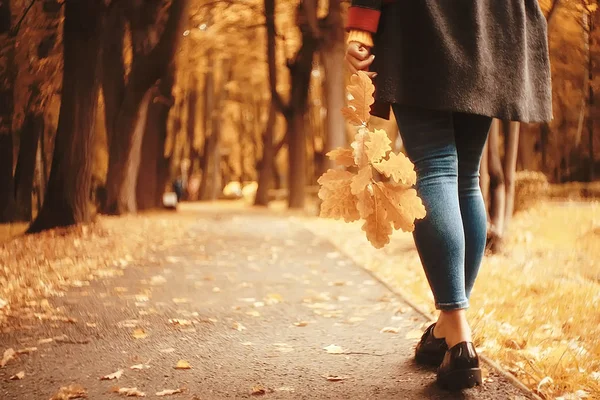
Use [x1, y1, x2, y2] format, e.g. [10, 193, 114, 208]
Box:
[303, 201, 600, 399]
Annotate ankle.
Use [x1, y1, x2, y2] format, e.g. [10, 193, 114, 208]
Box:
[435, 310, 473, 347]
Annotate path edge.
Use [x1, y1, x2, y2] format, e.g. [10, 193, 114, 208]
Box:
[302, 222, 542, 400]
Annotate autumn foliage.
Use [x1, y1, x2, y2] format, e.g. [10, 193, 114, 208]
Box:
[318, 72, 426, 249]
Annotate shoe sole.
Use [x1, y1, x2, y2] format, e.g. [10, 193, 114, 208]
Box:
[437, 368, 482, 391]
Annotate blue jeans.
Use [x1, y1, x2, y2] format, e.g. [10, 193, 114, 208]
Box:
[392, 105, 492, 311]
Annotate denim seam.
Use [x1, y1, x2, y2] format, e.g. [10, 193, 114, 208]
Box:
[436, 300, 470, 310]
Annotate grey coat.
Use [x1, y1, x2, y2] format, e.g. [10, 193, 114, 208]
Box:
[348, 0, 553, 123]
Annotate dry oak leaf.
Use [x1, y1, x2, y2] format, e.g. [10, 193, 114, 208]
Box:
[350, 166, 373, 196]
[100, 369, 123, 380]
[362, 205, 393, 249]
[351, 128, 369, 168]
[50, 384, 87, 400]
[323, 375, 349, 382]
[111, 387, 146, 397]
[327, 148, 355, 168]
[130, 364, 150, 370]
[132, 328, 147, 339]
[318, 170, 360, 222]
[374, 183, 426, 232]
[323, 344, 345, 354]
[342, 71, 375, 126]
[365, 129, 392, 164]
[156, 388, 184, 396]
[356, 189, 375, 219]
[380, 327, 400, 334]
[251, 384, 273, 396]
[175, 360, 192, 370]
[373, 151, 417, 186]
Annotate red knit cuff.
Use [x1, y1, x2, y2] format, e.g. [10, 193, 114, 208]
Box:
[346, 7, 381, 34]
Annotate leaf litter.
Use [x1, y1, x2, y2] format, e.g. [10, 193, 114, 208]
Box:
[50, 384, 87, 400]
[100, 369, 123, 380]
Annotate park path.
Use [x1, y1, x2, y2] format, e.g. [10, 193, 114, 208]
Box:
[0, 208, 531, 399]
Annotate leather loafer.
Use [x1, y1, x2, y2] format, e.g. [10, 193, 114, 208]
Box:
[437, 341, 482, 391]
[415, 323, 448, 366]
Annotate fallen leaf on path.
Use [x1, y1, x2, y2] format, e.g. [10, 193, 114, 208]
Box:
[323, 375, 349, 382]
[172, 298, 189, 304]
[233, 322, 247, 331]
[405, 329, 423, 340]
[135, 294, 150, 302]
[323, 344, 345, 354]
[130, 363, 150, 370]
[10, 371, 25, 380]
[347, 317, 365, 323]
[293, 321, 309, 327]
[175, 360, 191, 369]
[150, 275, 167, 286]
[17, 347, 37, 354]
[253, 301, 265, 308]
[50, 384, 87, 399]
[86, 323, 97, 328]
[156, 388, 183, 396]
[169, 319, 192, 326]
[132, 328, 147, 339]
[1, 348, 15, 367]
[100, 369, 123, 380]
[38, 338, 54, 345]
[160, 348, 176, 353]
[246, 311, 261, 317]
[380, 327, 400, 334]
[114, 287, 128, 293]
[241, 342, 253, 346]
[251, 385, 272, 395]
[111, 387, 146, 397]
[0, 298, 7, 309]
[265, 293, 283, 304]
[275, 386, 295, 392]
[212, 287, 221, 293]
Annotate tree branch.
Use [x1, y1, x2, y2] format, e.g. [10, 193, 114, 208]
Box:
[10, 0, 36, 37]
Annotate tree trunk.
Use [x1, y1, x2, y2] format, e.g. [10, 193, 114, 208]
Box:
[104, 0, 187, 214]
[502, 120, 520, 229]
[198, 62, 215, 201]
[486, 119, 506, 253]
[0, 2, 15, 222]
[14, 111, 44, 221]
[320, 0, 346, 171]
[137, 72, 175, 210]
[186, 74, 200, 175]
[29, 0, 105, 233]
[255, 103, 277, 206]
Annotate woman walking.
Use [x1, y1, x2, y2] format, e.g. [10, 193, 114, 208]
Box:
[345, 1, 552, 391]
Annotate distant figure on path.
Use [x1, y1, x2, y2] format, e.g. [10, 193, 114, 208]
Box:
[345, 0, 552, 390]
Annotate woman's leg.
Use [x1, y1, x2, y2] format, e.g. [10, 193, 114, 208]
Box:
[453, 113, 493, 298]
[392, 105, 471, 347]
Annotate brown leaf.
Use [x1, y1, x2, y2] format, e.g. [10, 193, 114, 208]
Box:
[375, 183, 426, 232]
[130, 364, 151, 370]
[100, 369, 123, 380]
[373, 151, 417, 186]
[251, 384, 272, 396]
[341, 106, 363, 126]
[175, 360, 191, 370]
[350, 166, 372, 196]
[169, 319, 192, 327]
[323, 344, 345, 354]
[365, 129, 392, 164]
[356, 189, 375, 219]
[318, 170, 360, 223]
[111, 387, 146, 397]
[232, 322, 247, 331]
[326, 148, 355, 168]
[10, 371, 25, 380]
[345, 72, 375, 125]
[293, 321, 309, 327]
[156, 388, 184, 396]
[323, 375, 349, 382]
[17, 347, 38, 355]
[1, 348, 15, 368]
[380, 327, 400, 334]
[50, 384, 87, 400]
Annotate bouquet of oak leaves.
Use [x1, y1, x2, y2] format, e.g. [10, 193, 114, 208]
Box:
[317, 72, 426, 249]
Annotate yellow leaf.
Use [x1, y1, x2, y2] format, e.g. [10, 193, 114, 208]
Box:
[365, 129, 392, 164]
[373, 152, 417, 186]
[293, 321, 309, 327]
[1, 348, 15, 368]
[345, 72, 375, 125]
[351, 128, 369, 168]
[132, 328, 147, 339]
[341, 106, 363, 126]
[111, 387, 146, 397]
[362, 201, 393, 249]
[9, 371, 25, 380]
[175, 360, 191, 369]
[156, 388, 183, 396]
[323, 344, 345, 354]
[318, 170, 360, 222]
[350, 166, 372, 195]
[356, 189, 375, 219]
[326, 148, 355, 168]
[375, 183, 426, 232]
[380, 327, 400, 334]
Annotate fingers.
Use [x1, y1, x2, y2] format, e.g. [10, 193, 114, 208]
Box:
[345, 42, 378, 78]
[347, 42, 370, 61]
[346, 53, 375, 72]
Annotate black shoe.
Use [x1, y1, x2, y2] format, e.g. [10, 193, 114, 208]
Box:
[415, 323, 448, 366]
[437, 342, 482, 391]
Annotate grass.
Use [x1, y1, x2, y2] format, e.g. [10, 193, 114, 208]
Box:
[303, 201, 600, 399]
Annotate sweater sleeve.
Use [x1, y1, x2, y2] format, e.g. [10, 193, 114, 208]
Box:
[347, 30, 374, 47]
[346, 0, 383, 34]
